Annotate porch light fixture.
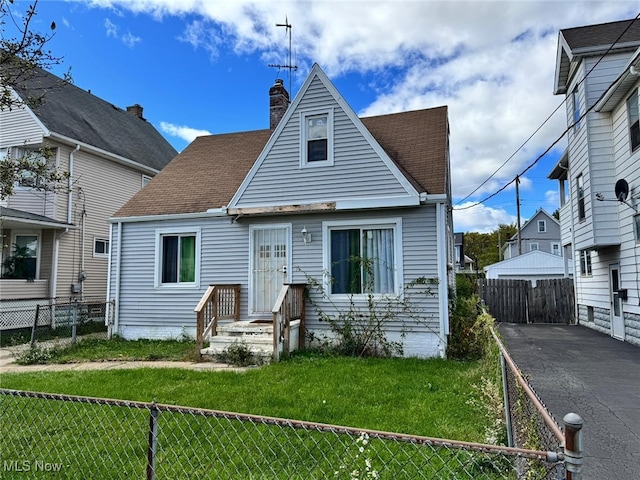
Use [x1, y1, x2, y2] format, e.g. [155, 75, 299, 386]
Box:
[301, 227, 311, 244]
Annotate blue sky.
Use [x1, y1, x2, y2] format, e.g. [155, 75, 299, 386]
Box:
[6, 0, 639, 232]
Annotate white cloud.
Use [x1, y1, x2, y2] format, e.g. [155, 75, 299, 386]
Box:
[89, 0, 637, 229]
[160, 122, 212, 143]
[104, 18, 141, 48]
[453, 203, 518, 234]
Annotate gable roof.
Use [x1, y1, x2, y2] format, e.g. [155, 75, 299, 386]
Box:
[554, 18, 640, 94]
[507, 208, 559, 241]
[114, 106, 448, 219]
[8, 66, 177, 171]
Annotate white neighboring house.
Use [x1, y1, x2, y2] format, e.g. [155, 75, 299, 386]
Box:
[484, 250, 574, 286]
[548, 18, 640, 347]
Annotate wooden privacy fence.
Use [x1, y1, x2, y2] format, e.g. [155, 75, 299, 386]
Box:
[479, 278, 575, 324]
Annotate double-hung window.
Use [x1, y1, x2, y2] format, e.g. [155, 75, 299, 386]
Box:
[155, 228, 200, 287]
[325, 220, 401, 295]
[529, 243, 539, 252]
[538, 220, 546, 233]
[573, 87, 581, 130]
[627, 90, 640, 151]
[301, 110, 334, 166]
[579, 250, 592, 276]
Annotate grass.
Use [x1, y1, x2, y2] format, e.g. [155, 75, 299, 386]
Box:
[1, 353, 488, 440]
[0, 353, 513, 479]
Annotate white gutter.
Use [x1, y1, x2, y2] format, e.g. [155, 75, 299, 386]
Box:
[109, 210, 227, 224]
[49, 132, 161, 176]
[436, 201, 450, 357]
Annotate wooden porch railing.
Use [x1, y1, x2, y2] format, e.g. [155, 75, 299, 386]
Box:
[195, 284, 240, 351]
[272, 283, 306, 361]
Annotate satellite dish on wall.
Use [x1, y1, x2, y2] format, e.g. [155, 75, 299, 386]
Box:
[615, 179, 629, 202]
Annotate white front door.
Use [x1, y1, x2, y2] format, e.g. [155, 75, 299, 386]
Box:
[250, 225, 291, 315]
[609, 264, 625, 340]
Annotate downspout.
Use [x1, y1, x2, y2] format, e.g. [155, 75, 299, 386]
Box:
[436, 201, 449, 358]
[113, 221, 122, 335]
[105, 222, 113, 336]
[67, 145, 80, 224]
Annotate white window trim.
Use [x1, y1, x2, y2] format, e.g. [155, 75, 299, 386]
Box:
[300, 108, 334, 168]
[154, 227, 201, 288]
[529, 243, 539, 252]
[10, 231, 41, 280]
[93, 238, 110, 258]
[538, 220, 546, 233]
[322, 217, 403, 298]
[580, 250, 592, 277]
[551, 243, 561, 256]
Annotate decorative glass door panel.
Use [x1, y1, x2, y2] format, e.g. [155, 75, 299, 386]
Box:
[251, 227, 289, 314]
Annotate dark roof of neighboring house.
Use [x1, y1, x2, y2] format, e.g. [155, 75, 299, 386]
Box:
[561, 19, 640, 52]
[0, 206, 72, 228]
[10, 67, 177, 171]
[115, 106, 449, 218]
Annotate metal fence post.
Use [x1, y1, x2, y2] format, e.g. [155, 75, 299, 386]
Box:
[30, 305, 40, 347]
[499, 351, 514, 447]
[147, 401, 159, 480]
[563, 413, 584, 479]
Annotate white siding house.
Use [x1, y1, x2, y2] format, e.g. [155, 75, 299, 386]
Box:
[109, 64, 454, 358]
[549, 19, 640, 346]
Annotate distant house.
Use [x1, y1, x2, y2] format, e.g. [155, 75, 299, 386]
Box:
[108, 64, 454, 358]
[502, 209, 563, 259]
[454, 232, 474, 272]
[548, 18, 640, 346]
[0, 67, 176, 313]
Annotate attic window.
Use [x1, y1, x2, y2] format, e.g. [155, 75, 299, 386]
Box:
[538, 220, 546, 233]
[301, 110, 334, 166]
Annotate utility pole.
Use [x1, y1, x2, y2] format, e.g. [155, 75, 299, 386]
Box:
[516, 175, 522, 256]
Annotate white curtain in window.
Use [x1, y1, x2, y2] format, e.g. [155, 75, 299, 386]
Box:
[364, 228, 394, 293]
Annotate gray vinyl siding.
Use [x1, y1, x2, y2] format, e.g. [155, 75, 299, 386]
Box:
[112, 205, 443, 339]
[235, 76, 411, 207]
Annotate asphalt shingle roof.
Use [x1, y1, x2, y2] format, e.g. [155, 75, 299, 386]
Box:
[115, 106, 449, 218]
[561, 18, 640, 51]
[11, 67, 177, 171]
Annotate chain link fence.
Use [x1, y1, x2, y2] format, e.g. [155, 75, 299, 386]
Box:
[0, 297, 111, 349]
[0, 388, 564, 480]
[491, 327, 575, 480]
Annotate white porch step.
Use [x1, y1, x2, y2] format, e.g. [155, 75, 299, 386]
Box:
[216, 320, 273, 336]
[200, 335, 273, 356]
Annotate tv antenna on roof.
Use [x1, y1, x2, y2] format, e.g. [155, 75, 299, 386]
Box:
[268, 16, 298, 96]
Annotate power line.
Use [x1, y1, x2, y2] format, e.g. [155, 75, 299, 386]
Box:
[454, 13, 640, 211]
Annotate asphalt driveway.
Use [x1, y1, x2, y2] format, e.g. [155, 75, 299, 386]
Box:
[498, 323, 640, 480]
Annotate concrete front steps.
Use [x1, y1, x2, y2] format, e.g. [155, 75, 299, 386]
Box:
[200, 319, 301, 360]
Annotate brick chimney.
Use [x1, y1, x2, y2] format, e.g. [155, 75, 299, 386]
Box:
[126, 104, 144, 119]
[269, 79, 289, 130]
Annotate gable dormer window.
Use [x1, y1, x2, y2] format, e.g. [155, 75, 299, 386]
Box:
[301, 109, 334, 166]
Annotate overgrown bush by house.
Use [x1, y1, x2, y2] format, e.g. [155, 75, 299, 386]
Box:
[447, 274, 494, 360]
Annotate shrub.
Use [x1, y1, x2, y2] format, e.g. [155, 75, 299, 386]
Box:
[15, 345, 56, 365]
[303, 264, 438, 358]
[447, 295, 494, 360]
[214, 340, 263, 367]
